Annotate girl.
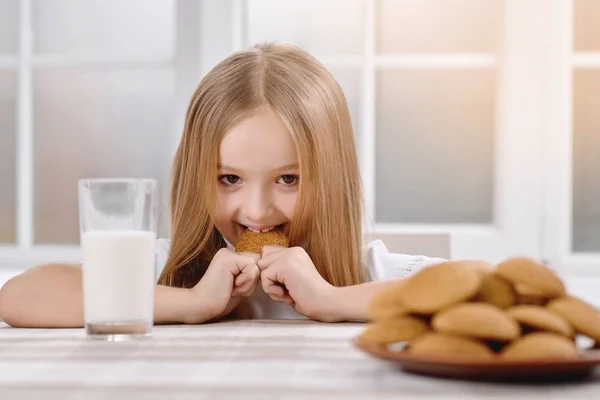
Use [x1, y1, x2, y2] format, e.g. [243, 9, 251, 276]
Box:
[0, 43, 444, 327]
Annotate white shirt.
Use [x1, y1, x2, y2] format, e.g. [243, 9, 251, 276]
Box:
[154, 238, 445, 319]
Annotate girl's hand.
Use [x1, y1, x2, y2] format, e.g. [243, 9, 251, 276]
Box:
[190, 248, 260, 323]
[257, 246, 338, 322]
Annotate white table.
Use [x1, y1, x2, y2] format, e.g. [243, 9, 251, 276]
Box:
[0, 319, 599, 399]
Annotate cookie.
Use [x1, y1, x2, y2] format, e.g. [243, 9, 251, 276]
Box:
[431, 302, 521, 341]
[500, 332, 579, 360]
[547, 296, 600, 342]
[514, 283, 549, 306]
[475, 272, 517, 309]
[496, 257, 565, 298]
[408, 332, 494, 358]
[358, 316, 428, 346]
[515, 283, 546, 297]
[397, 261, 483, 314]
[506, 305, 574, 338]
[368, 280, 409, 321]
[235, 229, 289, 254]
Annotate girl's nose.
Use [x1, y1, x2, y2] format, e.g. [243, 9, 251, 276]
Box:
[242, 187, 273, 222]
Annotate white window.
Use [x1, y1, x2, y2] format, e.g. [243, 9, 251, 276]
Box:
[1, 0, 598, 278]
[542, 0, 600, 276]
[0, 0, 198, 268]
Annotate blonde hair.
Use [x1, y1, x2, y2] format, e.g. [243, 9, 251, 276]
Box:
[158, 43, 365, 288]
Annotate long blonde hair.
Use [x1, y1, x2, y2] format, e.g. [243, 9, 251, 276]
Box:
[158, 43, 365, 288]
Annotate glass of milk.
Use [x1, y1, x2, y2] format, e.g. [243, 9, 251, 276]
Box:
[78, 178, 157, 340]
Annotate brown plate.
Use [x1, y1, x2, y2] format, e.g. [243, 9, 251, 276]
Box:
[354, 340, 600, 382]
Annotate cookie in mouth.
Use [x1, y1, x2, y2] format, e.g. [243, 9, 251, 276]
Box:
[235, 225, 289, 254]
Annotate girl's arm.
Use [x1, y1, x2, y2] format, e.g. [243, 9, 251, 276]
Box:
[0, 248, 260, 328]
[325, 280, 402, 322]
[0, 263, 205, 328]
[321, 241, 447, 322]
[257, 243, 447, 323]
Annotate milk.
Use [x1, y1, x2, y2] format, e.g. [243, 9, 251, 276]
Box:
[81, 230, 156, 324]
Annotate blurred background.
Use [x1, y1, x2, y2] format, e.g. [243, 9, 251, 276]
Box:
[0, 0, 598, 277]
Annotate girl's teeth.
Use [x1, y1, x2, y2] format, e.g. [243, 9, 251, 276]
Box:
[247, 227, 274, 233]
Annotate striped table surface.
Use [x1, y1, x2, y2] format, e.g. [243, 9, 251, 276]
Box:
[0, 319, 599, 399]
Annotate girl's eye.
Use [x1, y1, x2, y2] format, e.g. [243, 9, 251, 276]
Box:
[218, 175, 241, 186]
[278, 175, 299, 186]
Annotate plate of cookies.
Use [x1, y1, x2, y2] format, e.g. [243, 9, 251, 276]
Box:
[355, 258, 600, 382]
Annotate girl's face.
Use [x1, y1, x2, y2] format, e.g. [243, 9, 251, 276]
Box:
[214, 106, 300, 246]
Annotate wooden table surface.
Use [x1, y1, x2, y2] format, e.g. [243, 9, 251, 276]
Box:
[0, 319, 599, 399]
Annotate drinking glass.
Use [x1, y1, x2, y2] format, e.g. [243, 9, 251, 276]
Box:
[78, 178, 157, 340]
